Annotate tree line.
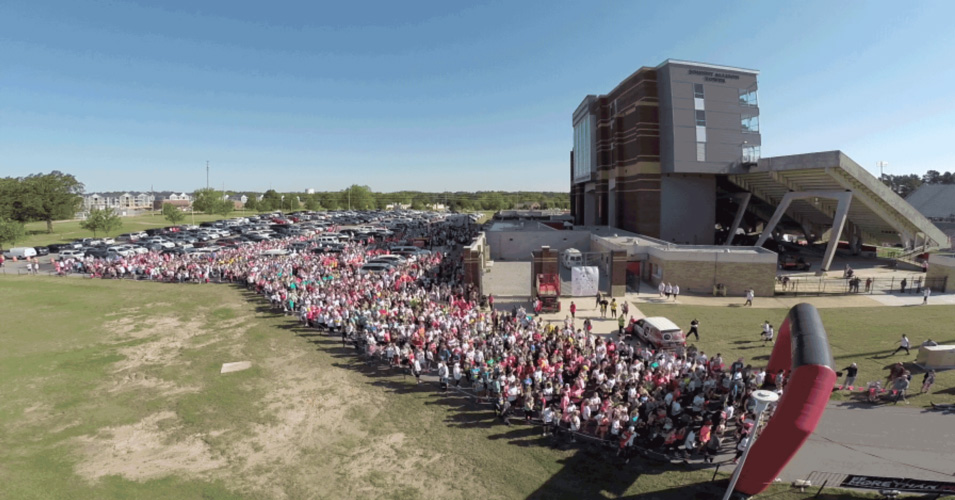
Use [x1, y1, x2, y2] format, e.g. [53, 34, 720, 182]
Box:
[881, 169, 955, 198]
[240, 185, 570, 213]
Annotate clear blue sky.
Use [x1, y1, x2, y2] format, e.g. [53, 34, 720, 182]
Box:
[2, 0, 954, 193]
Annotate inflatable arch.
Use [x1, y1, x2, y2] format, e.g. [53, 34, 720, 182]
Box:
[733, 303, 837, 497]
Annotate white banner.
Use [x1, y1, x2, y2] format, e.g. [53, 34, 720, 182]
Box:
[571, 266, 599, 297]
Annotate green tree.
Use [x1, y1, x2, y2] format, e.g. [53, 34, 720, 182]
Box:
[0, 218, 26, 250]
[320, 192, 342, 210]
[304, 194, 322, 211]
[162, 203, 186, 225]
[260, 189, 282, 211]
[80, 208, 122, 237]
[193, 188, 233, 216]
[882, 174, 923, 198]
[243, 196, 259, 212]
[343, 185, 374, 210]
[15, 171, 85, 233]
[216, 198, 234, 217]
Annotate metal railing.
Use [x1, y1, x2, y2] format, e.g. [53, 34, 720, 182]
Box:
[775, 275, 947, 296]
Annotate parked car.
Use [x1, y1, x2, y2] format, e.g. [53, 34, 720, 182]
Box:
[47, 243, 73, 253]
[779, 254, 811, 271]
[57, 249, 86, 260]
[33, 246, 51, 256]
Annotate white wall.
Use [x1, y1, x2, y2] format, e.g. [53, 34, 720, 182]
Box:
[487, 231, 592, 261]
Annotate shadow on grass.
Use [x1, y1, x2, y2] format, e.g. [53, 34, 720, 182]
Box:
[231, 284, 743, 499]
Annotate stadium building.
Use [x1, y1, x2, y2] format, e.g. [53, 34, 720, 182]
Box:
[570, 59, 948, 273]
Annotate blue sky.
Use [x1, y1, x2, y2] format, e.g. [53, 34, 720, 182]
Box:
[2, 0, 954, 193]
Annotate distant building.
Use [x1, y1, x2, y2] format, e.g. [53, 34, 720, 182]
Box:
[306, 188, 315, 195]
[84, 192, 154, 211]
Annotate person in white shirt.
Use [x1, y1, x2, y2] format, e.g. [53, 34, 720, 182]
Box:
[892, 334, 911, 355]
[745, 289, 754, 306]
[672, 284, 680, 301]
[541, 406, 555, 436]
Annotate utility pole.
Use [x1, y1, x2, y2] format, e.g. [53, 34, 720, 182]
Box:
[206, 161, 210, 190]
[877, 161, 888, 181]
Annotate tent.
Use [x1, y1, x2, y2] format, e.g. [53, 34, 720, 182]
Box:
[915, 345, 955, 371]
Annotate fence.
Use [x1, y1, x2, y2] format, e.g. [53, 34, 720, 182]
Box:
[775, 275, 947, 296]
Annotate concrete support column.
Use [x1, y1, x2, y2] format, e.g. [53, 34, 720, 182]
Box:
[755, 193, 796, 248]
[725, 193, 752, 246]
[818, 192, 853, 274]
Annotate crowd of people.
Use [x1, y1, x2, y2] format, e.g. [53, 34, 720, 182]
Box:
[47, 215, 782, 465]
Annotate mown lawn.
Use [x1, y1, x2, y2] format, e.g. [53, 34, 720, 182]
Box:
[0, 276, 884, 499]
[636, 303, 955, 407]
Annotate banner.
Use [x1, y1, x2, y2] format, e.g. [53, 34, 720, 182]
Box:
[571, 266, 599, 297]
[840, 475, 955, 494]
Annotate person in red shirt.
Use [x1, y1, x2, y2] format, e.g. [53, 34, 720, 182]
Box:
[570, 301, 577, 319]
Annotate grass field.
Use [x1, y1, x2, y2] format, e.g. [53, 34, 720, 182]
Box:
[635, 303, 955, 407]
[17, 212, 260, 248]
[0, 276, 890, 500]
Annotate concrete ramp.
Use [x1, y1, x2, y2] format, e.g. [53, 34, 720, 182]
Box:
[729, 151, 947, 248]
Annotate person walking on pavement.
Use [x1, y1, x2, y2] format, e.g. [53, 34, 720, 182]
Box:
[744, 289, 754, 307]
[672, 284, 680, 301]
[570, 301, 577, 320]
[892, 334, 911, 355]
[617, 313, 626, 337]
[923, 287, 931, 305]
[688, 319, 700, 341]
[610, 298, 618, 319]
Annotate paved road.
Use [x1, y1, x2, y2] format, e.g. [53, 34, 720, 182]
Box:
[784, 401, 955, 482]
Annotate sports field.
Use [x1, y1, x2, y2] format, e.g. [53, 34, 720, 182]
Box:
[0, 276, 905, 499]
[634, 303, 955, 407]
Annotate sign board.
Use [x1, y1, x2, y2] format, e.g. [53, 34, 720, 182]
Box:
[571, 266, 599, 297]
[840, 475, 955, 494]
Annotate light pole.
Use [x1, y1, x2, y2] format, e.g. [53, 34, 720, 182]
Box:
[877, 161, 888, 181]
[722, 389, 780, 500]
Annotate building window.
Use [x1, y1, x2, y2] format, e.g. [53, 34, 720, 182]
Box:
[742, 116, 759, 133]
[697, 142, 706, 162]
[696, 110, 706, 126]
[694, 83, 704, 99]
[742, 145, 761, 163]
[739, 89, 758, 107]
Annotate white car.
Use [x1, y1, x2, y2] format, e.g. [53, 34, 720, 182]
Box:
[58, 249, 85, 260]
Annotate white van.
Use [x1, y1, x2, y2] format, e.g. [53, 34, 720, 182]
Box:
[561, 248, 583, 269]
[2, 247, 38, 260]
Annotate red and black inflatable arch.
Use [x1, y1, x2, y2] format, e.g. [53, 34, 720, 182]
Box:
[734, 303, 836, 497]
